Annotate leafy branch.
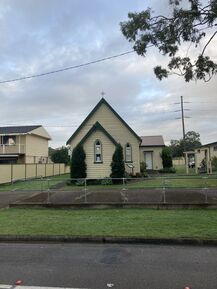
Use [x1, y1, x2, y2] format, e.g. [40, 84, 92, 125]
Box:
[120, 0, 217, 82]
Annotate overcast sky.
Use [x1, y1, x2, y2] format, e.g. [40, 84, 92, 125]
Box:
[0, 0, 216, 148]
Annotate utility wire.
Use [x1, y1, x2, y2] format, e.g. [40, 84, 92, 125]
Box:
[0, 24, 213, 85]
[0, 50, 135, 84]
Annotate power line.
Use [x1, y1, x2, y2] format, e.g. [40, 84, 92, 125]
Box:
[0, 24, 213, 85]
[0, 50, 135, 84]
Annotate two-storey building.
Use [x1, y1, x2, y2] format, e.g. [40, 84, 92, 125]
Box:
[0, 125, 51, 164]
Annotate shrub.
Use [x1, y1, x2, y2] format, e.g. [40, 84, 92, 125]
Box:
[101, 178, 113, 185]
[140, 162, 147, 173]
[70, 144, 87, 179]
[75, 179, 85, 186]
[161, 147, 173, 168]
[159, 167, 176, 174]
[212, 156, 217, 171]
[110, 144, 125, 178]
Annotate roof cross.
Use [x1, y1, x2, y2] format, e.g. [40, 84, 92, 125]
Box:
[100, 91, 105, 98]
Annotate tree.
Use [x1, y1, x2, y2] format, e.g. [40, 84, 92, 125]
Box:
[70, 144, 87, 179]
[211, 156, 217, 171]
[120, 0, 217, 82]
[110, 144, 125, 178]
[50, 146, 70, 165]
[170, 130, 201, 157]
[161, 147, 173, 168]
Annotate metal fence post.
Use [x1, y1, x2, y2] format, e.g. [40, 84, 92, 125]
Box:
[41, 176, 43, 192]
[122, 178, 126, 190]
[84, 178, 87, 203]
[162, 179, 166, 204]
[47, 178, 50, 203]
[203, 177, 208, 203]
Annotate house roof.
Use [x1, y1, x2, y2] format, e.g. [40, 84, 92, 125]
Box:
[201, 141, 217, 148]
[0, 125, 42, 135]
[79, 121, 118, 146]
[140, 135, 165, 147]
[66, 98, 142, 145]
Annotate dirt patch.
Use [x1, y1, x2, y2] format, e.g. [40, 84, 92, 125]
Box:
[50, 191, 84, 204]
[126, 189, 162, 203]
[84, 190, 124, 203]
[21, 192, 54, 203]
[9, 188, 217, 205]
[165, 189, 205, 203]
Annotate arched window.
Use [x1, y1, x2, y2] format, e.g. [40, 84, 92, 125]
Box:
[94, 140, 102, 163]
[125, 143, 132, 162]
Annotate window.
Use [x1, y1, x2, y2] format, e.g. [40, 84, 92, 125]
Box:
[125, 143, 132, 162]
[94, 140, 102, 163]
[3, 135, 16, 145]
[214, 145, 217, 151]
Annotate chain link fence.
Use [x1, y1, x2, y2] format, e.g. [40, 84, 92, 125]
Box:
[3, 176, 217, 205]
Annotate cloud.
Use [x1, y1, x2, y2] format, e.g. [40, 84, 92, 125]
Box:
[0, 0, 216, 148]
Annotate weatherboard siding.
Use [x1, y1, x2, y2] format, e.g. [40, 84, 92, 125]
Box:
[69, 103, 141, 174]
[83, 130, 116, 178]
[139, 147, 163, 170]
[31, 126, 51, 140]
[25, 135, 49, 159]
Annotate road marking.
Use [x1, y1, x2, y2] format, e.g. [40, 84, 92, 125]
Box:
[0, 285, 89, 289]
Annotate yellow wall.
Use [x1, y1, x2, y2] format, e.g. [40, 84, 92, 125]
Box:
[45, 164, 54, 177]
[25, 134, 49, 162]
[82, 130, 116, 178]
[26, 164, 37, 179]
[209, 145, 217, 158]
[139, 147, 163, 170]
[60, 164, 65, 174]
[36, 164, 46, 177]
[54, 164, 60, 175]
[0, 165, 12, 184]
[12, 165, 25, 180]
[0, 163, 68, 184]
[173, 157, 185, 166]
[31, 126, 51, 140]
[196, 145, 217, 169]
[69, 103, 141, 174]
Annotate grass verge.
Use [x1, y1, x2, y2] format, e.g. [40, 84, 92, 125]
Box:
[0, 208, 217, 239]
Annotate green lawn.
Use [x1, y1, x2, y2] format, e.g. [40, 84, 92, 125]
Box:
[0, 208, 217, 239]
[0, 174, 69, 191]
[126, 177, 217, 188]
[1, 174, 217, 191]
[63, 177, 217, 190]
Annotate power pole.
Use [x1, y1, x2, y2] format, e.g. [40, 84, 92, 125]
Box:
[173, 96, 191, 164]
[174, 96, 191, 145]
[180, 95, 186, 142]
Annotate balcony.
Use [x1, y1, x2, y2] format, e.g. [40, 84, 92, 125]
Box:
[0, 144, 25, 154]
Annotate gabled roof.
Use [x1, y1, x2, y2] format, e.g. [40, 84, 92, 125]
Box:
[201, 141, 217, 148]
[66, 98, 142, 145]
[140, 135, 165, 147]
[0, 125, 42, 135]
[79, 121, 118, 146]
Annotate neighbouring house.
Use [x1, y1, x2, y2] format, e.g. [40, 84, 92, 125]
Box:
[66, 98, 165, 178]
[0, 125, 51, 164]
[183, 141, 217, 174]
[140, 136, 165, 170]
[196, 141, 217, 173]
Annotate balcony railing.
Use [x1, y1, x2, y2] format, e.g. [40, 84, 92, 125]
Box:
[0, 144, 25, 154]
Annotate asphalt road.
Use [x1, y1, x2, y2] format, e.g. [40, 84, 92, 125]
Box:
[0, 243, 216, 289]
